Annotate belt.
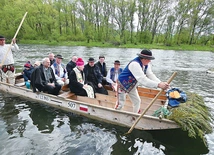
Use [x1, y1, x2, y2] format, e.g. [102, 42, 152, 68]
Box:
[2, 64, 14, 69]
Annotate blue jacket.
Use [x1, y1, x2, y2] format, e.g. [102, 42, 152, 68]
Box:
[23, 66, 34, 82]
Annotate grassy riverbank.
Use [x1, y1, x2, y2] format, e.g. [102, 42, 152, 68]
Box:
[20, 40, 214, 52]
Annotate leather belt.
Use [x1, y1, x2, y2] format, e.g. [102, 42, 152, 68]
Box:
[2, 64, 15, 73]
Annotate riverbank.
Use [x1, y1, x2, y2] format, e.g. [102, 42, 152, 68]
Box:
[19, 40, 214, 52]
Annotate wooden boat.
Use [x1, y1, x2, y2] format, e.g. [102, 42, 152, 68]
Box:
[0, 73, 180, 130]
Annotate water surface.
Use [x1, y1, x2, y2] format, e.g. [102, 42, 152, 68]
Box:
[0, 45, 214, 155]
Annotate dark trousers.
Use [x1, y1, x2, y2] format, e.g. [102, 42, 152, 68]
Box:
[35, 84, 61, 95]
[87, 81, 108, 95]
[96, 87, 108, 95]
[75, 90, 88, 96]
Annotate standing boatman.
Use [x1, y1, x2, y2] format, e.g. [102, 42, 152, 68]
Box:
[0, 35, 19, 84]
[115, 49, 170, 113]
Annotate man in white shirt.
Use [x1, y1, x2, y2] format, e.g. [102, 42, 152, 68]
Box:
[51, 54, 69, 86]
[106, 60, 123, 91]
[115, 49, 170, 113]
[0, 35, 19, 84]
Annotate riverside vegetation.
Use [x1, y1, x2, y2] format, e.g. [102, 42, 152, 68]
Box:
[0, 0, 214, 52]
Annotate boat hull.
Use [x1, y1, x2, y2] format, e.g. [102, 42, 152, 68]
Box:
[0, 82, 179, 130]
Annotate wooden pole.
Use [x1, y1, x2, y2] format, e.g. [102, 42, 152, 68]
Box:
[125, 71, 177, 135]
[0, 12, 28, 66]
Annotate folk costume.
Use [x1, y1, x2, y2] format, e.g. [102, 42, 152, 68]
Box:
[115, 49, 161, 113]
[106, 60, 123, 91]
[0, 35, 19, 84]
[51, 54, 69, 86]
[106, 60, 123, 84]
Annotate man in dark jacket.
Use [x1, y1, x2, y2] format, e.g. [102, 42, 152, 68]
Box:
[66, 55, 77, 76]
[84, 57, 108, 95]
[48, 53, 55, 66]
[31, 57, 61, 95]
[95, 55, 108, 85]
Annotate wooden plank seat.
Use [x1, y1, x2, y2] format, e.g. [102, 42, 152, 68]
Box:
[61, 84, 70, 91]
[137, 87, 167, 100]
[58, 91, 76, 99]
[15, 82, 26, 87]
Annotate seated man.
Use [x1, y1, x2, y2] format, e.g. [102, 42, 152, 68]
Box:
[51, 54, 69, 86]
[69, 58, 94, 98]
[48, 53, 55, 65]
[84, 57, 108, 95]
[34, 61, 41, 68]
[31, 57, 61, 95]
[66, 55, 77, 76]
[106, 60, 123, 91]
[95, 55, 108, 85]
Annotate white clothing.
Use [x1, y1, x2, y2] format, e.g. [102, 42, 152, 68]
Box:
[116, 61, 161, 113]
[129, 61, 160, 87]
[0, 43, 19, 84]
[106, 69, 119, 84]
[0, 44, 19, 65]
[0, 70, 15, 84]
[51, 63, 68, 80]
[51, 63, 68, 85]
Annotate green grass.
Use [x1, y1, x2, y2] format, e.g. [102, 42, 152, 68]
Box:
[19, 40, 214, 52]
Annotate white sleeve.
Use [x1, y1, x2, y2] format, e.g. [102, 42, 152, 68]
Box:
[106, 69, 114, 84]
[128, 61, 159, 88]
[51, 65, 60, 80]
[11, 43, 19, 52]
[145, 64, 161, 83]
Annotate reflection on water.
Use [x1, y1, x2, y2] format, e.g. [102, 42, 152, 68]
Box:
[1, 45, 214, 154]
[29, 104, 55, 133]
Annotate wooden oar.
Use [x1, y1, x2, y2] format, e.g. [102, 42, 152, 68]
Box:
[125, 71, 177, 135]
[0, 12, 28, 66]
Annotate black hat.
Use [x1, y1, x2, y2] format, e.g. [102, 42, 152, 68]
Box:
[55, 54, 64, 59]
[88, 57, 95, 62]
[137, 49, 155, 60]
[114, 60, 120, 65]
[0, 35, 5, 40]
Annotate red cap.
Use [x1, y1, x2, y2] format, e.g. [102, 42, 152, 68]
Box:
[24, 61, 31, 68]
[76, 58, 84, 66]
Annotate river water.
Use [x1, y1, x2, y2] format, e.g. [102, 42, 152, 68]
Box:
[0, 45, 214, 155]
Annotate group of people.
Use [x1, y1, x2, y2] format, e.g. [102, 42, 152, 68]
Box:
[0, 35, 170, 113]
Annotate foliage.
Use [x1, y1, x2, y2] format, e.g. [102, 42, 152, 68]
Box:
[167, 92, 213, 145]
[0, 0, 213, 49]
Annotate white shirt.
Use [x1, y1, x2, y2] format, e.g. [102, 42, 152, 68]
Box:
[0, 44, 19, 65]
[106, 68, 119, 84]
[51, 63, 68, 80]
[128, 61, 161, 88]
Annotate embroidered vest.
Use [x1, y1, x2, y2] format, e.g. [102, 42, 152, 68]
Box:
[118, 57, 148, 93]
[53, 62, 66, 78]
[110, 68, 123, 82]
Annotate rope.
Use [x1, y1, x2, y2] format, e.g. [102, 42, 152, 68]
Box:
[152, 106, 172, 118]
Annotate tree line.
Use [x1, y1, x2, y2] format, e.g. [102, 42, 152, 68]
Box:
[0, 0, 214, 46]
